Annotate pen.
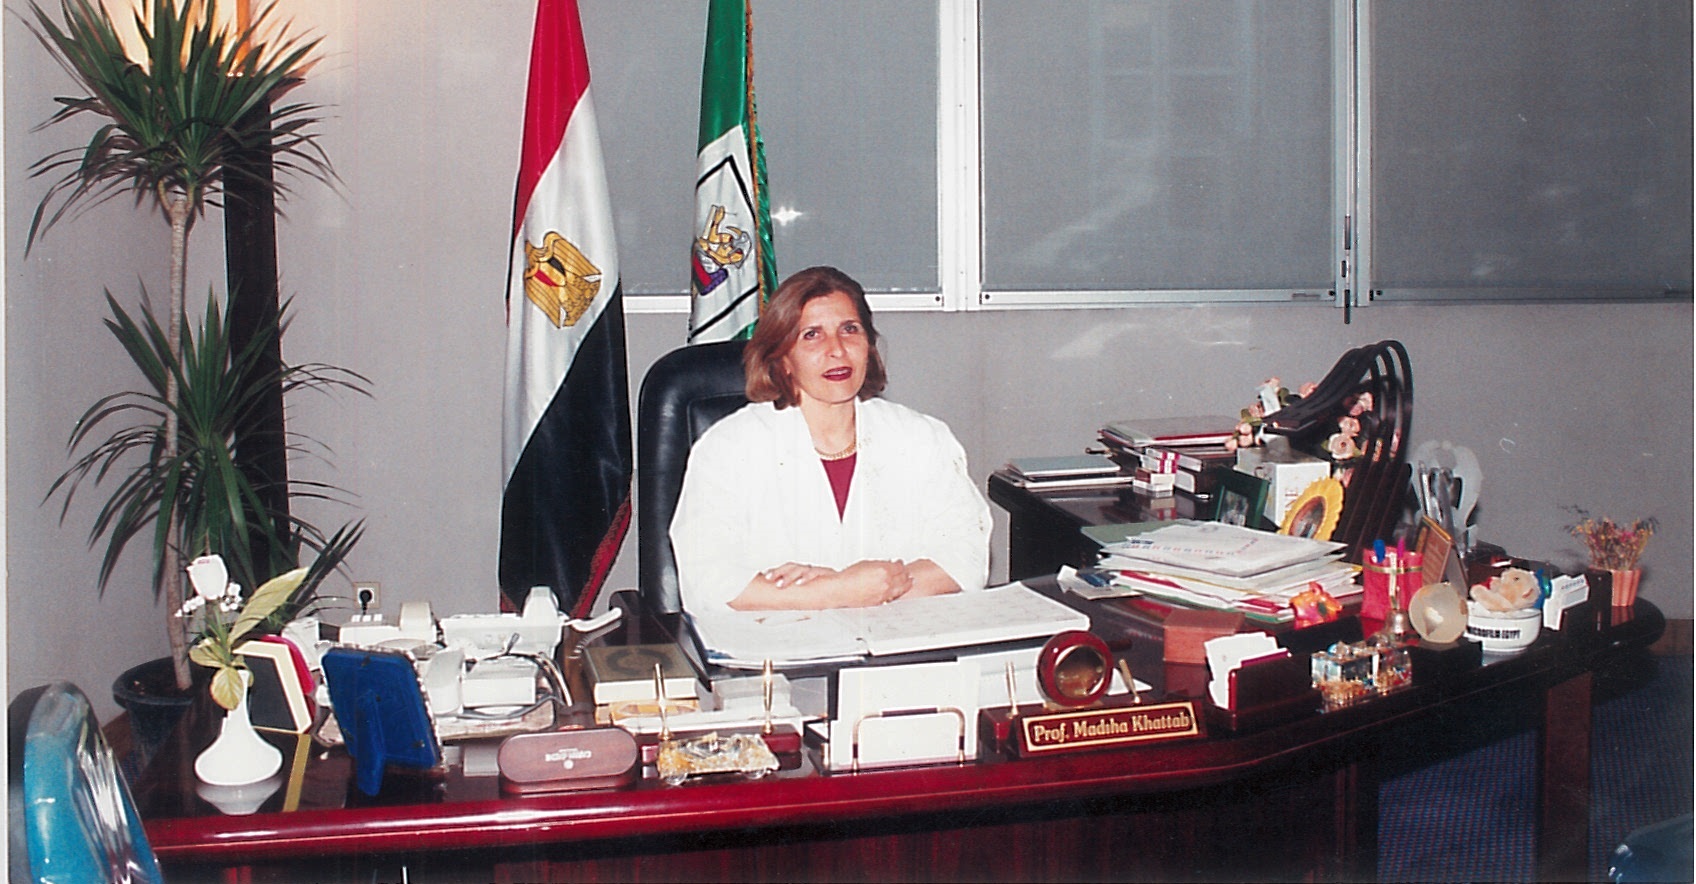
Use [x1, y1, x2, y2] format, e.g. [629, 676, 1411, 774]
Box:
[1117, 658, 1141, 705]
[762, 659, 774, 734]
[654, 663, 670, 741]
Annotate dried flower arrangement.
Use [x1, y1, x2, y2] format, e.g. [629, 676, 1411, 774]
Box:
[1225, 377, 1301, 451]
[1567, 511, 1657, 572]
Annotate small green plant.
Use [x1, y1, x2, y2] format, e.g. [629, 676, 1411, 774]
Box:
[180, 555, 302, 710]
[48, 291, 364, 687]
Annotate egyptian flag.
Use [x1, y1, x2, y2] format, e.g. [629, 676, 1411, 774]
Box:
[500, 0, 631, 617]
[688, 0, 777, 343]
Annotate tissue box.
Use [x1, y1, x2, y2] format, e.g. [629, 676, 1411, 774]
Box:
[1237, 444, 1332, 525]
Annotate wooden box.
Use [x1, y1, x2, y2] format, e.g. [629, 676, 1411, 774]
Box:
[1163, 609, 1245, 665]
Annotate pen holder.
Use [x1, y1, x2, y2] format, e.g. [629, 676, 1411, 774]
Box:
[1398, 553, 1425, 605]
[1361, 560, 1394, 622]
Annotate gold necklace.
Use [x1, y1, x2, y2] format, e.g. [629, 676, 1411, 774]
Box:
[815, 438, 857, 461]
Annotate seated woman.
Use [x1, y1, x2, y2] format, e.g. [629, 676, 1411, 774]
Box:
[671, 266, 991, 614]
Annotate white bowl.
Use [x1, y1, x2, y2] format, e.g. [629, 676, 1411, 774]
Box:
[1464, 602, 1541, 653]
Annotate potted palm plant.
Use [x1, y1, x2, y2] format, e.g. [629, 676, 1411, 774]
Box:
[49, 291, 365, 690]
[26, 0, 358, 714]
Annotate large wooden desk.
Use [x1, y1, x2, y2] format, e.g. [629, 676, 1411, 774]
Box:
[132, 582, 1664, 882]
[989, 470, 1204, 581]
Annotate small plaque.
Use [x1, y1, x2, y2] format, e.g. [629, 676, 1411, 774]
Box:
[1013, 699, 1204, 756]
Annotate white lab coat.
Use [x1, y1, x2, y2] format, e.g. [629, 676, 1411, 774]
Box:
[670, 398, 991, 614]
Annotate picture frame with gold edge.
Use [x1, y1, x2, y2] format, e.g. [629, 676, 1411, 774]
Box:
[1279, 477, 1344, 541]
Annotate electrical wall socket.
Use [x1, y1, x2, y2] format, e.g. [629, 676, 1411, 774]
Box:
[353, 581, 381, 613]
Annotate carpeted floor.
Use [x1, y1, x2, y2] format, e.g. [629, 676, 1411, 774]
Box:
[1378, 654, 1694, 882]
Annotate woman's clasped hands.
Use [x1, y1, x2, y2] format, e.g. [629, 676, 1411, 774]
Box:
[756, 559, 914, 607]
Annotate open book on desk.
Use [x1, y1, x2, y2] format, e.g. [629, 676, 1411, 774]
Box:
[686, 582, 1091, 669]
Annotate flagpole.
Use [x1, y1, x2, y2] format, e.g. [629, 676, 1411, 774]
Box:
[688, 0, 776, 344]
[499, 0, 633, 615]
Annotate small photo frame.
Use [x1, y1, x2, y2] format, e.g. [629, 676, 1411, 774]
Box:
[238, 636, 316, 734]
[1214, 470, 1271, 530]
[321, 647, 441, 796]
[1416, 515, 1467, 588]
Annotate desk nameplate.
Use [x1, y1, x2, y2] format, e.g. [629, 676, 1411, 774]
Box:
[983, 699, 1204, 757]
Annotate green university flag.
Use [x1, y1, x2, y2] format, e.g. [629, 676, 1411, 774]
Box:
[688, 0, 776, 344]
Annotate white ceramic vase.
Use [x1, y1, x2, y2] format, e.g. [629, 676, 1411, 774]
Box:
[194, 672, 283, 786]
[195, 772, 284, 815]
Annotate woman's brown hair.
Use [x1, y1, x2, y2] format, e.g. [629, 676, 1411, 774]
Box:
[743, 266, 887, 408]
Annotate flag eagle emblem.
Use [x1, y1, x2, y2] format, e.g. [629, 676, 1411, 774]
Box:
[524, 230, 602, 328]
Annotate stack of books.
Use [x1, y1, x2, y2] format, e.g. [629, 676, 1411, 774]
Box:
[1134, 444, 1236, 498]
[1098, 416, 1239, 501]
[584, 643, 703, 723]
[1000, 453, 1130, 490]
[1091, 521, 1359, 624]
[1098, 415, 1239, 451]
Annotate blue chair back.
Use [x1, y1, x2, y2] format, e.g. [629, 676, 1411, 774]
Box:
[8, 682, 163, 884]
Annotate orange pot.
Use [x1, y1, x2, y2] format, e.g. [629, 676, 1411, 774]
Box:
[1609, 568, 1641, 607]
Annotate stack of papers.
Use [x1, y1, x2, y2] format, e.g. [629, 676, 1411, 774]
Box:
[1094, 521, 1359, 623]
[687, 582, 1091, 669]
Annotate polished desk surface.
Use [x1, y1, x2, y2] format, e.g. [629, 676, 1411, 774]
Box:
[131, 586, 1665, 881]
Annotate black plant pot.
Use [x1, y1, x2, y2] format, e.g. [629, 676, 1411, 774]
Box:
[111, 656, 197, 763]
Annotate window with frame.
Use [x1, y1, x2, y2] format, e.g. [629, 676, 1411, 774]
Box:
[583, 0, 1691, 311]
[979, 0, 1339, 307]
[1362, 0, 1692, 302]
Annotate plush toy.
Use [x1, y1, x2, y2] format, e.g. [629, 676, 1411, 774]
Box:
[1469, 567, 1539, 613]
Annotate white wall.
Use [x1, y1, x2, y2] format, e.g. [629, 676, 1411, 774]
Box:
[6, 0, 1690, 722]
[6, 5, 171, 717]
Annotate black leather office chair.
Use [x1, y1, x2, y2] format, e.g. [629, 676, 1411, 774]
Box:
[636, 341, 749, 616]
[1261, 339, 1412, 562]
